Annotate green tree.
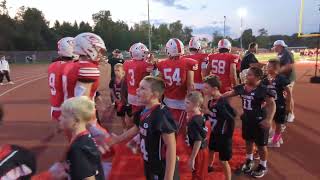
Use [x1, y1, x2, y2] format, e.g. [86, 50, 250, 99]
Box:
[241, 29, 256, 49]
[256, 28, 270, 48]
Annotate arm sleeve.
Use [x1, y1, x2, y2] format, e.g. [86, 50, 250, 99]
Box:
[78, 63, 100, 82]
[69, 148, 98, 180]
[233, 84, 244, 95]
[156, 108, 177, 134]
[187, 58, 199, 71]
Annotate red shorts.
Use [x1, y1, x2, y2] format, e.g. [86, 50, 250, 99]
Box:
[193, 148, 209, 180]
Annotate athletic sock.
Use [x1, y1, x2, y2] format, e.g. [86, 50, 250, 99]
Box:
[246, 154, 254, 161]
[260, 160, 267, 168]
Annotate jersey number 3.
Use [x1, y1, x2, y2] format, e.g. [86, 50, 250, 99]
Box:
[163, 68, 181, 86]
[128, 69, 135, 86]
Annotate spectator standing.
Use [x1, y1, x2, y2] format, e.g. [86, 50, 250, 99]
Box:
[240, 42, 264, 72]
[273, 40, 296, 122]
[0, 56, 14, 85]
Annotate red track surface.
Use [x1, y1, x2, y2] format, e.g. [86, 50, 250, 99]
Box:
[0, 62, 319, 180]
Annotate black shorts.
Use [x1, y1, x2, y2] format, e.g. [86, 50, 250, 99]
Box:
[116, 104, 132, 117]
[144, 160, 180, 180]
[242, 121, 269, 146]
[274, 106, 287, 124]
[209, 134, 232, 161]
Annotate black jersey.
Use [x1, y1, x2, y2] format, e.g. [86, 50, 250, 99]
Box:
[0, 145, 36, 180]
[66, 131, 104, 180]
[205, 97, 236, 137]
[109, 78, 124, 100]
[261, 74, 290, 107]
[186, 115, 208, 149]
[134, 105, 177, 174]
[234, 84, 275, 123]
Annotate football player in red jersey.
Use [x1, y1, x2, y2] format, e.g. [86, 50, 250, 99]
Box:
[157, 38, 198, 159]
[184, 37, 208, 90]
[157, 38, 198, 131]
[48, 37, 77, 122]
[123, 42, 154, 113]
[206, 39, 239, 93]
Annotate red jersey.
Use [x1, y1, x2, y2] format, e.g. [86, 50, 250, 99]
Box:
[207, 53, 238, 89]
[184, 53, 208, 90]
[48, 59, 68, 119]
[123, 59, 153, 106]
[157, 57, 198, 110]
[63, 60, 100, 100]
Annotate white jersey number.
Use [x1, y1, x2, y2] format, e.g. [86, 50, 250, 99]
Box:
[243, 99, 253, 110]
[49, 73, 56, 96]
[140, 138, 148, 161]
[211, 60, 226, 74]
[163, 68, 181, 86]
[62, 75, 68, 101]
[128, 69, 135, 86]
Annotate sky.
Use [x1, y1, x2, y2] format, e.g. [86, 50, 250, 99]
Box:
[6, 0, 320, 39]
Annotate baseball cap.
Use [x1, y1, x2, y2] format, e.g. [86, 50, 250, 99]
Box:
[273, 40, 287, 47]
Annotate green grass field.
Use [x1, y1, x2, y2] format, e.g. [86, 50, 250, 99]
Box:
[256, 53, 318, 62]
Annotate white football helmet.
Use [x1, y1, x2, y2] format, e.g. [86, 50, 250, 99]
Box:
[129, 42, 149, 60]
[189, 37, 201, 51]
[165, 38, 185, 57]
[218, 39, 232, 50]
[74, 32, 106, 61]
[57, 37, 76, 58]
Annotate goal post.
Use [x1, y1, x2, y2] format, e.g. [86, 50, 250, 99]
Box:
[298, 0, 320, 38]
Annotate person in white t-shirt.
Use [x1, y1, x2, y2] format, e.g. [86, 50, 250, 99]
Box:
[0, 56, 14, 85]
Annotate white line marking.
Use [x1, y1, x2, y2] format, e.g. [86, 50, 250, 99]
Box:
[13, 74, 46, 83]
[0, 75, 47, 97]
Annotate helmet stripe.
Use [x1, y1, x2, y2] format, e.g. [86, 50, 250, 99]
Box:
[174, 39, 182, 53]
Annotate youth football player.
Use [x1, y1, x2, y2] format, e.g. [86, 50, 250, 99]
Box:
[107, 76, 179, 180]
[206, 39, 239, 93]
[202, 75, 236, 180]
[60, 96, 104, 180]
[223, 67, 276, 178]
[262, 59, 292, 147]
[185, 91, 209, 180]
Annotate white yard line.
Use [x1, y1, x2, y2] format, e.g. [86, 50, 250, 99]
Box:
[12, 74, 47, 83]
[0, 75, 47, 97]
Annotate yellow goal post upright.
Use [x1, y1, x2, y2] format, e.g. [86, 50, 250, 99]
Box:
[298, 0, 320, 83]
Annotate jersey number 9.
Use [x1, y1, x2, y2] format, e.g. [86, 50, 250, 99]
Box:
[49, 73, 56, 96]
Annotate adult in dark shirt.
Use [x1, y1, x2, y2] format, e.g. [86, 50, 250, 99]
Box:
[108, 49, 124, 79]
[240, 42, 261, 71]
[223, 67, 276, 178]
[273, 40, 296, 122]
[60, 96, 104, 180]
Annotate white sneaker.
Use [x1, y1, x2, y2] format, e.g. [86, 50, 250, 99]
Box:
[8, 81, 14, 85]
[287, 113, 295, 123]
[279, 137, 284, 144]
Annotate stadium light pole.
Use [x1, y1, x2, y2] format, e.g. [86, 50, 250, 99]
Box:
[148, 0, 152, 51]
[238, 8, 247, 50]
[223, 16, 226, 37]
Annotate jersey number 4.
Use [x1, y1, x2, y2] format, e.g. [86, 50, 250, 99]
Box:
[140, 138, 148, 161]
[163, 68, 181, 86]
[211, 60, 226, 74]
